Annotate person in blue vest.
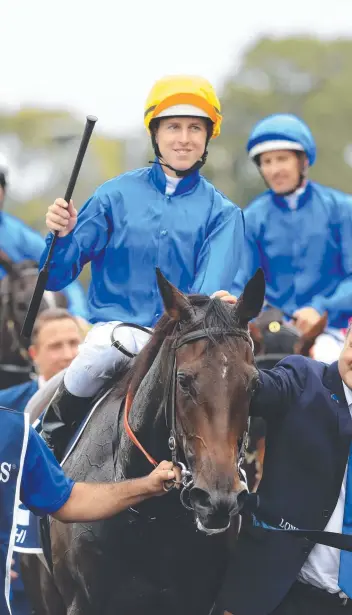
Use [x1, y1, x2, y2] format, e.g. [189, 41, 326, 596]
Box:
[0, 155, 88, 320]
[0, 308, 83, 415]
[40, 74, 245, 460]
[208, 291, 352, 614]
[0, 308, 83, 615]
[0, 406, 179, 615]
[232, 114, 352, 364]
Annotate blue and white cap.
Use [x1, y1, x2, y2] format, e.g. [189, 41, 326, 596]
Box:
[247, 113, 316, 166]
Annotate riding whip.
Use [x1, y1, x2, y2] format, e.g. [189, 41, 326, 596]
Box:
[21, 115, 98, 339]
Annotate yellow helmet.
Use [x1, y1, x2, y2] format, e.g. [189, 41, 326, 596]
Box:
[144, 75, 222, 139]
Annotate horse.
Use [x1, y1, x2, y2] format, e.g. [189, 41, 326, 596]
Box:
[0, 250, 67, 389]
[26, 268, 265, 615]
[244, 306, 328, 491]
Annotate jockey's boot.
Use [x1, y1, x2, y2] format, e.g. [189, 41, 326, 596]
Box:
[41, 381, 93, 462]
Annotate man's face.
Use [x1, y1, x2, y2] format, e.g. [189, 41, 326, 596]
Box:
[259, 150, 306, 195]
[29, 319, 82, 381]
[339, 330, 352, 389]
[155, 116, 208, 175]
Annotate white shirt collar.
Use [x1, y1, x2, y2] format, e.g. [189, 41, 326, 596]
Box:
[342, 382, 352, 407]
[165, 173, 182, 195]
[38, 375, 47, 389]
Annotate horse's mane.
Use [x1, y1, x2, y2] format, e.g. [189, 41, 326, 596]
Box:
[116, 294, 244, 401]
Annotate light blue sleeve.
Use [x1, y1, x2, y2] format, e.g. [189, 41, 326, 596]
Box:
[231, 207, 261, 297]
[309, 195, 352, 318]
[19, 225, 46, 261]
[39, 193, 111, 291]
[191, 203, 245, 296]
[61, 280, 89, 319]
[20, 426, 74, 516]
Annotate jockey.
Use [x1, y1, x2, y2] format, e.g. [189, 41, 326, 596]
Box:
[232, 113, 352, 362]
[40, 75, 245, 460]
[0, 154, 88, 321]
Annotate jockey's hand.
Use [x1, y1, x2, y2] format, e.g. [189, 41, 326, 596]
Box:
[146, 461, 182, 497]
[46, 198, 78, 237]
[293, 307, 321, 335]
[211, 290, 238, 305]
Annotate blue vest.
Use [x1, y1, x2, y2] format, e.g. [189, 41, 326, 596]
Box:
[0, 408, 29, 615]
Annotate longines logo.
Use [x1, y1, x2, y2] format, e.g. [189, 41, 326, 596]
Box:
[0, 462, 12, 483]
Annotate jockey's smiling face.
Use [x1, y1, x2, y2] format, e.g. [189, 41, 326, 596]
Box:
[339, 327, 352, 390]
[259, 150, 307, 195]
[155, 116, 208, 177]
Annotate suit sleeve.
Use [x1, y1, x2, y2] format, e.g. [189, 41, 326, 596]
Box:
[250, 356, 308, 421]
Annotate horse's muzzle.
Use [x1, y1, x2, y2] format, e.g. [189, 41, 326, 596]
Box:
[189, 485, 247, 535]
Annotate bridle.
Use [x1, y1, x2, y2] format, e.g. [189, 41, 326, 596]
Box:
[111, 321, 253, 509]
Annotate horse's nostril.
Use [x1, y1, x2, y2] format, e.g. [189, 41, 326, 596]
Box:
[189, 487, 212, 511]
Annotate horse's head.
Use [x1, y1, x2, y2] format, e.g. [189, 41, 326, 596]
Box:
[155, 268, 265, 534]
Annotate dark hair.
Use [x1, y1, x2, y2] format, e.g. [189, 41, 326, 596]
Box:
[31, 308, 79, 345]
[0, 173, 6, 190]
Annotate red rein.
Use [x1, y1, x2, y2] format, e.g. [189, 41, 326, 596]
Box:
[123, 389, 158, 468]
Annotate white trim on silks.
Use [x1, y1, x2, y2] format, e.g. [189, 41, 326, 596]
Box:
[155, 105, 210, 119]
[248, 140, 304, 159]
[13, 545, 43, 555]
[5, 413, 30, 615]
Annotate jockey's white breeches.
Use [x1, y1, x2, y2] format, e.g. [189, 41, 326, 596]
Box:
[64, 321, 151, 397]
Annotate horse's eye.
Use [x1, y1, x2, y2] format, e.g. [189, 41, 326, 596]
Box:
[177, 372, 194, 393]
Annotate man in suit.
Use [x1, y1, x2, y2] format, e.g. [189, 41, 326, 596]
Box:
[215, 317, 352, 614]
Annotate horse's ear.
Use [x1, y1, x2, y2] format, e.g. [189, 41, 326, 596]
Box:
[235, 268, 266, 328]
[156, 268, 193, 322]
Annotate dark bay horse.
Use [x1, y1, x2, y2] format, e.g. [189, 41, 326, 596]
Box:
[0, 250, 67, 389]
[44, 268, 265, 615]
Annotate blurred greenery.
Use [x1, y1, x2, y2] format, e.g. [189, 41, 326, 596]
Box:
[204, 36, 352, 206]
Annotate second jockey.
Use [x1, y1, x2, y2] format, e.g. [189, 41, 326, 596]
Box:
[41, 74, 245, 460]
[232, 113, 352, 362]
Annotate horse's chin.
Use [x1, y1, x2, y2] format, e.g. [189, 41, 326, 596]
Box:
[195, 516, 231, 535]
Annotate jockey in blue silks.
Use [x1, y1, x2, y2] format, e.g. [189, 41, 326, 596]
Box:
[232, 113, 352, 362]
[0, 156, 88, 321]
[40, 75, 245, 461]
